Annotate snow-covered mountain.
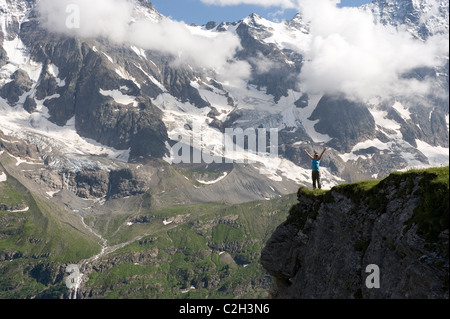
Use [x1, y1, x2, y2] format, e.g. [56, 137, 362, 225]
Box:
[363, 0, 449, 39]
[0, 0, 448, 203]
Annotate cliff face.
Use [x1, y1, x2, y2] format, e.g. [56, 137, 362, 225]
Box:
[261, 167, 449, 299]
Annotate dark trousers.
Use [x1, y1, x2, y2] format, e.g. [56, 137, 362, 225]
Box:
[312, 170, 321, 189]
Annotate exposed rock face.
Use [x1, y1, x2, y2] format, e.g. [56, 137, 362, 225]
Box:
[107, 168, 151, 199]
[235, 15, 303, 103]
[0, 129, 40, 160]
[15, 10, 170, 161]
[261, 169, 449, 299]
[309, 95, 376, 153]
[0, 69, 33, 105]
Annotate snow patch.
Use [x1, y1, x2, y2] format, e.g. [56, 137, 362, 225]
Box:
[191, 80, 234, 118]
[134, 63, 166, 92]
[0, 102, 131, 164]
[295, 94, 332, 143]
[1, 37, 43, 84]
[115, 67, 141, 88]
[197, 172, 228, 185]
[258, 17, 311, 53]
[339, 138, 390, 162]
[163, 219, 173, 226]
[416, 139, 449, 166]
[130, 46, 147, 60]
[102, 52, 114, 64]
[9, 207, 30, 213]
[369, 108, 402, 133]
[46, 190, 60, 198]
[99, 89, 138, 107]
[391, 101, 411, 121]
[10, 154, 39, 167]
[47, 63, 66, 87]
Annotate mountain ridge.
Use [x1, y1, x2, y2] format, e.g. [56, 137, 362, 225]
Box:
[1, 0, 447, 188]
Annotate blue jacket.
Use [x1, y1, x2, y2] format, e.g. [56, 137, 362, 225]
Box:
[312, 159, 320, 171]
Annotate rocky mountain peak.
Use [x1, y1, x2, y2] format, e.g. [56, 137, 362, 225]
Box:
[364, 0, 449, 39]
[242, 13, 264, 25]
[133, 0, 163, 22]
[0, 0, 448, 193]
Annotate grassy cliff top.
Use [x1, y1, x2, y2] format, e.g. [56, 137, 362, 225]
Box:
[297, 166, 449, 242]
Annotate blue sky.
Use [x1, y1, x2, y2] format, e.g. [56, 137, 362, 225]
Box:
[149, 0, 373, 25]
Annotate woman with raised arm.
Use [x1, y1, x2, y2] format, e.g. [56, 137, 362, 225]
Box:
[304, 147, 328, 190]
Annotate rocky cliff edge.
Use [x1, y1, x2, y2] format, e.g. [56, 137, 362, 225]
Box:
[261, 167, 449, 299]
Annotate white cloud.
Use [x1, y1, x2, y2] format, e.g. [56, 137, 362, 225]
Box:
[36, 0, 449, 101]
[37, 0, 248, 82]
[127, 19, 242, 70]
[200, 0, 449, 101]
[248, 52, 278, 74]
[200, 0, 300, 8]
[37, 0, 135, 42]
[296, 0, 449, 100]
